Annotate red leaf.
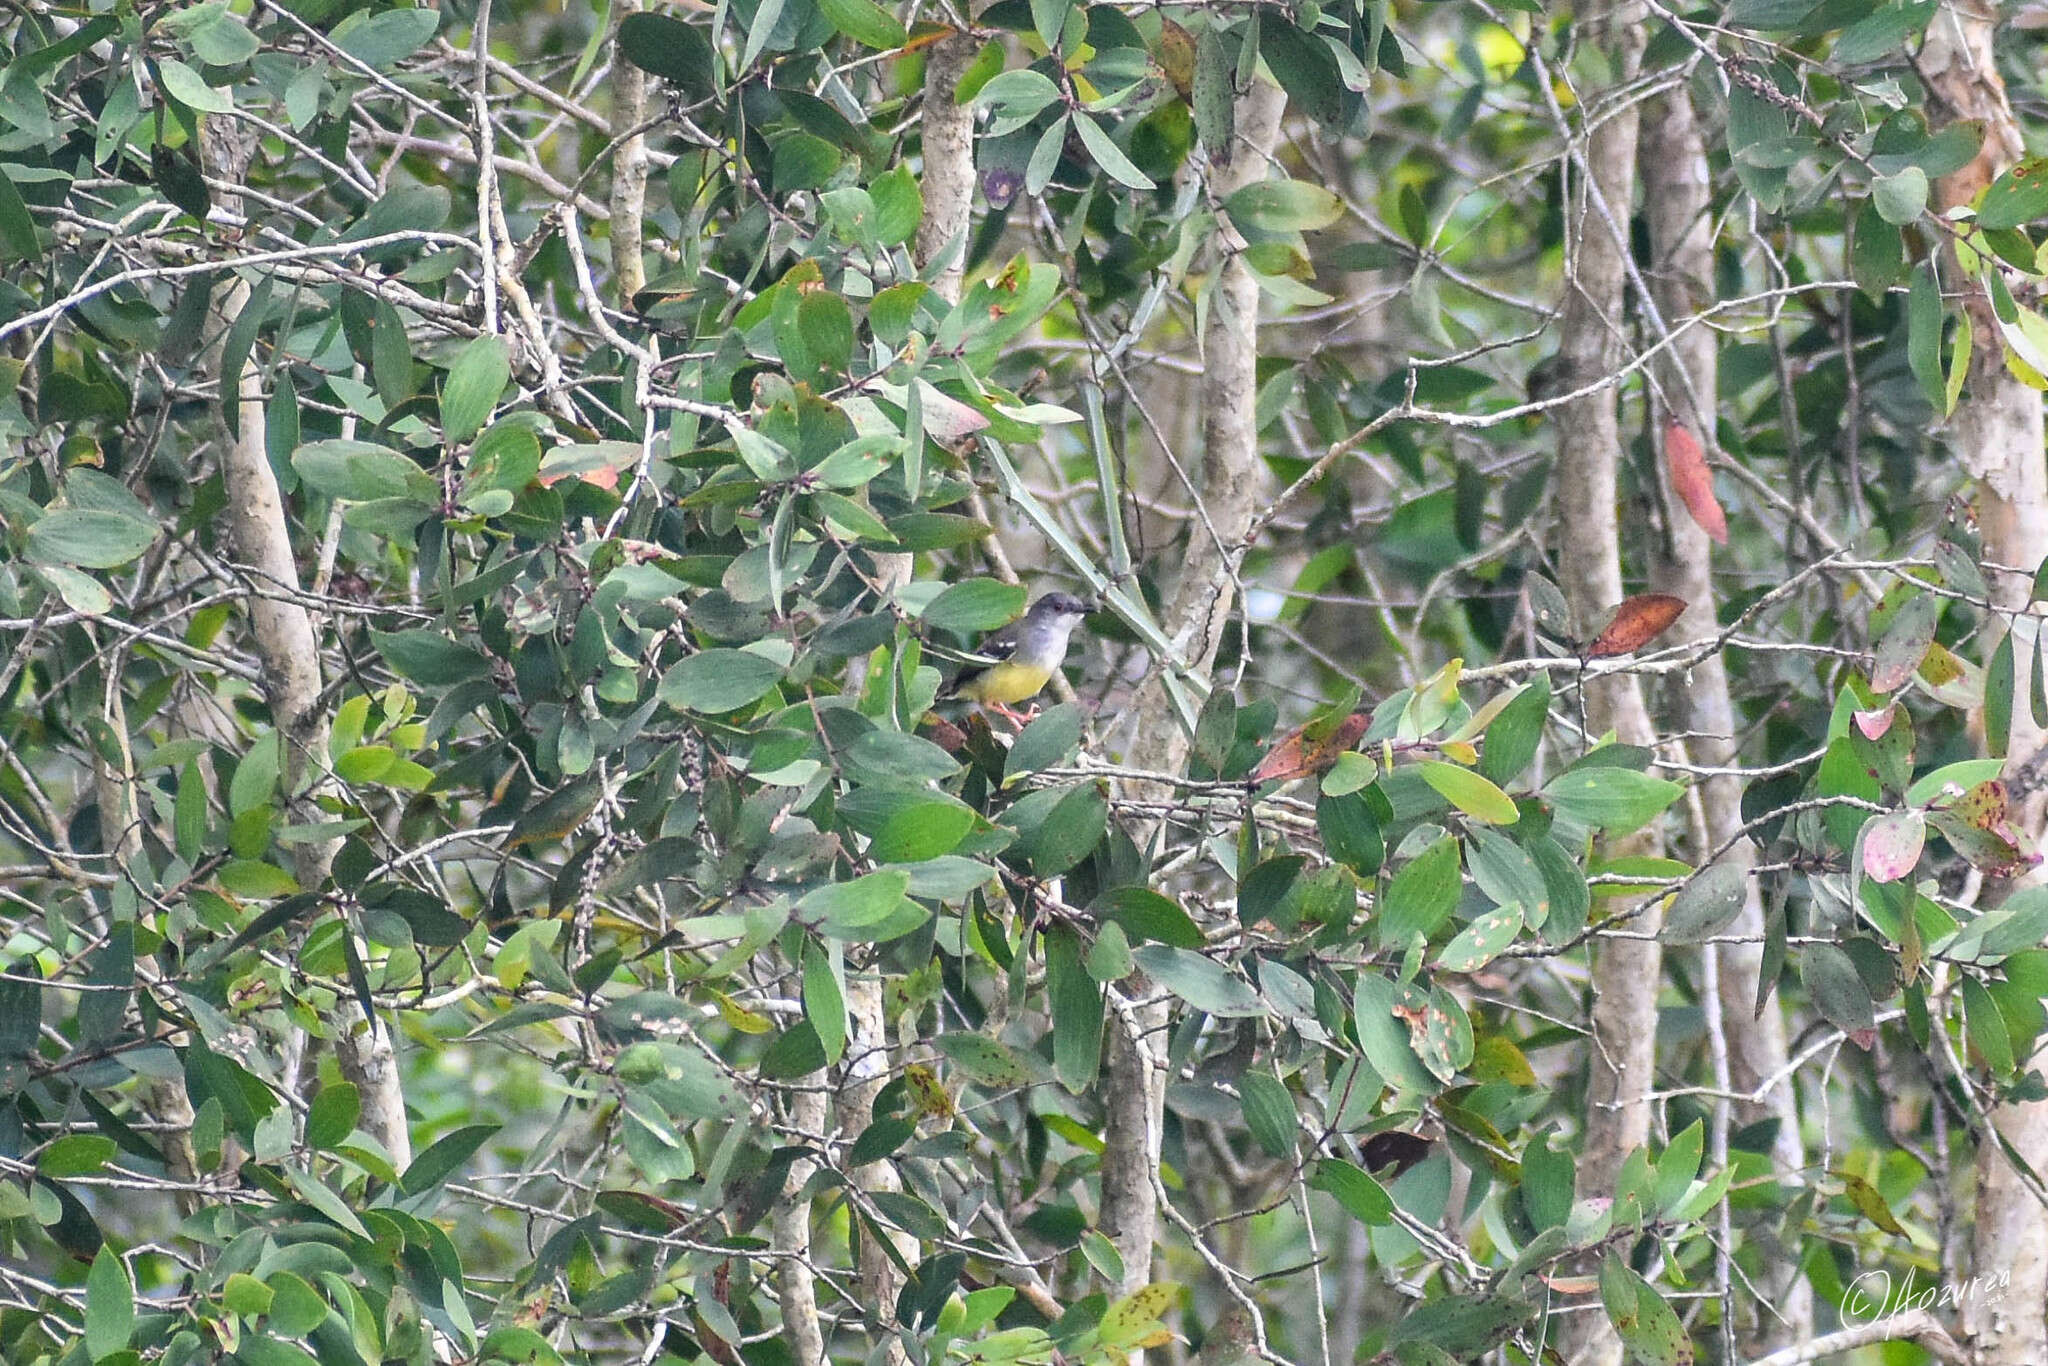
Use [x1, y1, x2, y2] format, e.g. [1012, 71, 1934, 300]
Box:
[1852, 706, 1896, 740]
[1253, 712, 1369, 783]
[1585, 593, 1688, 658]
[1861, 810, 1925, 883]
[1665, 420, 1727, 544]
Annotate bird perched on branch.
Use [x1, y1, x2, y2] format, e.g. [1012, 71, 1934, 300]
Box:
[945, 592, 1096, 727]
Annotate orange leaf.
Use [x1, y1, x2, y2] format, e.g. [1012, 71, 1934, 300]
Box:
[1664, 420, 1727, 545]
[1253, 711, 1369, 783]
[896, 22, 958, 54]
[1585, 593, 1688, 658]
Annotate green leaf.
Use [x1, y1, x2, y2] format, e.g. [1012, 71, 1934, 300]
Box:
[293, 439, 432, 502]
[1318, 790, 1385, 876]
[306, 1082, 361, 1149]
[1802, 943, 1876, 1036]
[1378, 835, 1462, 947]
[1978, 157, 2048, 231]
[24, 509, 158, 569]
[1027, 782, 1107, 877]
[1908, 263, 1946, 411]
[803, 940, 847, 1065]
[870, 166, 922, 244]
[975, 68, 1062, 123]
[157, 57, 235, 113]
[1521, 1130, 1574, 1229]
[1478, 672, 1549, 784]
[1097, 887, 1206, 948]
[615, 13, 717, 101]
[1415, 762, 1518, 824]
[798, 870, 913, 932]
[1543, 767, 1683, 836]
[660, 649, 785, 712]
[399, 1123, 501, 1196]
[1238, 1071, 1297, 1157]
[773, 133, 843, 193]
[371, 629, 494, 686]
[1871, 165, 1928, 225]
[39, 1134, 117, 1178]
[1047, 929, 1104, 1093]
[0, 164, 40, 260]
[1599, 1254, 1689, 1366]
[1130, 945, 1266, 1016]
[1072, 114, 1155, 190]
[1310, 1157, 1394, 1224]
[1259, 18, 1344, 125]
[1006, 703, 1084, 783]
[285, 1166, 371, 1237]
[868, 796, 976, 863]
[1436, 903, 1522, 972]
[442, 335, 511, 445]
[1661, 861, 1747, 944]
[926, 579, 1028, 634]
[1351, 972, 1438, 1093]
[1225, 179, 1347, 233]
[331, 5, 440, 69]
[1962, 973, 2014, 1074]
[85, 1246, 134, 1361]
[816, 0, 908, 48]
[934, 1032, 1046, 1088]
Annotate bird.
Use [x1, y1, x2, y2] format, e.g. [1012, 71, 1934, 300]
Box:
[944, 592, 1096, 728]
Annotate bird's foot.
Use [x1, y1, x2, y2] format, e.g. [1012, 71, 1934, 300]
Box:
[990, 701, 1039, 730]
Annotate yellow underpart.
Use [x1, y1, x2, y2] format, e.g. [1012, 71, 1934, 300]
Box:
[957, 660, 1054, 707]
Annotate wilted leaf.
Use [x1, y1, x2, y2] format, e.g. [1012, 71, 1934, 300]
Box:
[1585, 594, 1687, 658]
[1254, 711, 1368, 783]
[1664, 421, 1726, 544]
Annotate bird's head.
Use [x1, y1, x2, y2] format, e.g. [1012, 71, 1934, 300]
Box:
[1029, 592, 1097, 623]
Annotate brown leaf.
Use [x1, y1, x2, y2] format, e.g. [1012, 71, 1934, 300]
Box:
[1359, 1130, 1435, 1177]
[1253, 711, 1369, 783]
[1585, 593, 1688, 658]
[1664, 420, 1728, 545]
[1155, 18, 1197, 96]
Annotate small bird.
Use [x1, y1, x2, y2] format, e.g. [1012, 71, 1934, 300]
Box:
[945, 592, 1096, 727]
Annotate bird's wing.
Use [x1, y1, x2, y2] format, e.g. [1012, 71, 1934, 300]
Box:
[945, 621, 1023, 694]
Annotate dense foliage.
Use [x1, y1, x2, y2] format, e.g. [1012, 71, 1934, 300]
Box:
[8, 0, 2048, 1363]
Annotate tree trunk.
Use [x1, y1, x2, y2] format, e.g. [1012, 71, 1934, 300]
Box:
[1103, 76, 1287, 1311]
[1551, 3, 1654, 1361]
[1639, 81, 1810, 1353]
[200, 116, 411, 1171]
[1925, 9, 2048, 1361]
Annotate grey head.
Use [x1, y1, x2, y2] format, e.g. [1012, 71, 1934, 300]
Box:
[999, 592, 1098, 670]
[1028, 592, 1097, 624]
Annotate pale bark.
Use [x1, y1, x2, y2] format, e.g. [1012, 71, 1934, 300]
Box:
[201, 117, 412, 1171]
[1925, 8, 2048, 1362]
[1103, 78, 1287, 1306]
[1551, 4, 1655, 1362]
[842, 976, 912, 1361]
[773, 1082, 828, 1366]
[914, 33, 980, 303]
[608, 0, 650, 304]
[1639, 84, 1809, 1352]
